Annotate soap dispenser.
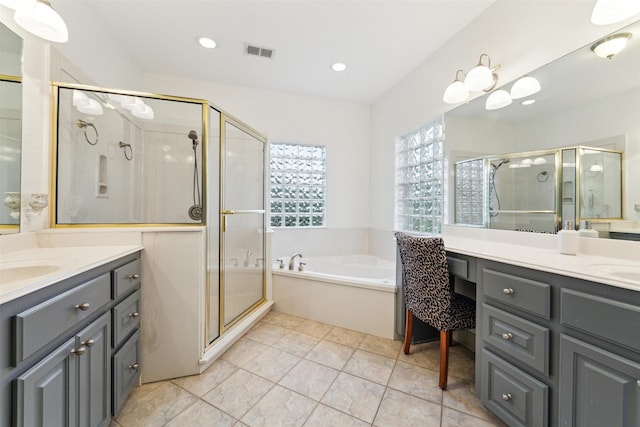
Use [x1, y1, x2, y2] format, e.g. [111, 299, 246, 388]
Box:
[557, 220, 579, 255]
[578, 220, 599, 238]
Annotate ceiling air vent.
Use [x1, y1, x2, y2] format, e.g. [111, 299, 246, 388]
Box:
[245, 43, 274, 59]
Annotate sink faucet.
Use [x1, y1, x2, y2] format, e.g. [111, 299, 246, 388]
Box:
[244, 250, 252, 267]
[289, 253, 303, 270]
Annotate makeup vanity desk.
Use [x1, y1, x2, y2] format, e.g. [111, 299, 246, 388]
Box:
[443, 235, 640, 427]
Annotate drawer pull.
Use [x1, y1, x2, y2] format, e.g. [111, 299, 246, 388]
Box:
[501, 393, 513, 401]
[71, 346, 86, 356]
[75, 302, 91, 311]
[84, 339, 95, 347]
[501, 332, 513, 341]
[128, 312, 140, 318]
[128, 273, 140, 280]
[502, 288, 514, 295]
[129, 362, 139, 370]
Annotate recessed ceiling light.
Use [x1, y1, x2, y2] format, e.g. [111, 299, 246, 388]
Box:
[198, 36, 217, 49]
[332, 62, 346, 72]
[521, 99, 536, 106]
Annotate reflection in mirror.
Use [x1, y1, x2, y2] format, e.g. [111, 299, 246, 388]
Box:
[0, 22, 22, 235]
[445, 19, 640, 238]
[55, 86, 205, 225]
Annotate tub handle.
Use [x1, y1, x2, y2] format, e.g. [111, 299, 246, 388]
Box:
[298, 262, 306, 272]
[276, 259, 285, 269]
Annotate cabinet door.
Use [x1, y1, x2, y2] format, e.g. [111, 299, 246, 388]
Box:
[77, 312, 111, 427]
[559, 334, 640, 427]
[15, 337, 78, 427]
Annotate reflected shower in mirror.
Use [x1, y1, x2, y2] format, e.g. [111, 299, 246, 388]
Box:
[54, 85, 205, 225]
[0, 22, 23, 235]
[445, 19, 640, 237]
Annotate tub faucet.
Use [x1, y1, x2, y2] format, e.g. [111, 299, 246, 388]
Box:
[289, 253, 303, 270]
[244, 250, 252, 267]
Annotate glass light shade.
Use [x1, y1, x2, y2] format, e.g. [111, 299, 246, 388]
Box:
[591, 33, 631, 59]
[14, 0, 68, 43]
[132, 105, 154, 120]
[485, 89, 512, 110]
[443, 80, 469, 104]
[464, 65, 493, 91]
[72, 90, 90, 107]
[510, 76, 541, 99]
[0, 0, 26, 10]
[590, 163, 603, 172]
[332, 63, 346, 72]
[77, 99, 103, 116]
[533, 157, 547, 165]
[521, 158, 533, 166]
[197, 36, 217, 49]
[591, 0, 640, 25]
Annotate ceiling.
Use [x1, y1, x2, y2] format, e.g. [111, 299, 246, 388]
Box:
[53, 0, 495, 103]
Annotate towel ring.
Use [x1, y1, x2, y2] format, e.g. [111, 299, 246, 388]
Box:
[76, 119, 99, 145]
[119, 141, 133, 161]
[536, 171, 548, 182]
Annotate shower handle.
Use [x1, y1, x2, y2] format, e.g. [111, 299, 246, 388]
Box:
[221, 210, 236, 215]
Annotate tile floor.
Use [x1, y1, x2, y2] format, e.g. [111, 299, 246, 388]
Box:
[110, 312, 506, 427]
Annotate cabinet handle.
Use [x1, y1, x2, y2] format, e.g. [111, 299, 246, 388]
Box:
[84, 339, 95, 347]
[502, 288, 514, 295]
[501, 332, 513, 341]
[75, 302, 91, 311]
[129, 362, 139, 370]
[502, 393, 512, 401]
[128, 312, 140, 318]
[71, 346, 86, 356]
[128, 273, 140, 280]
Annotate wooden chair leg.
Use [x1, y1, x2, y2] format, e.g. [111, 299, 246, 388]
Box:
[403, 309, 413, 354]
[439, 330, 451, 390]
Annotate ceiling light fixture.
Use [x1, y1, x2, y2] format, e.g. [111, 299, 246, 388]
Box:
[14, 0, 68, 43]
[332, 63, 346, 72]
[485, 89, 512, 110]
[591, 0, 640, 25]
[591, 33, 632, 59]
[510, 76, 541, 99]
[464, 54, 498, 92]
[443, 70, 469, 104]
[197, 36, 217, 49]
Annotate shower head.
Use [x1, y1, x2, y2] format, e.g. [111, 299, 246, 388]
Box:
[188, 130, 199, 146]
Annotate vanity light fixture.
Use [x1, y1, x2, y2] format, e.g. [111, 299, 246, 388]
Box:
[14, 0, 69, 43]
[485, 89, 512, 110]
[533, 157, 547, 165]
[443, 70, 469, 104]
[590, 163, 603, 172]
[591, 0, 640, 25]
[591, 33, 632, 59]
[77, 99, 104, 116]
[0, 0, 21, 9]
[197, 36, 217, 49]
[131, 104, 154, 120]
[332, 62, 347, 72]
[510, 76, 541, 99]
[464, 54, 498, 92]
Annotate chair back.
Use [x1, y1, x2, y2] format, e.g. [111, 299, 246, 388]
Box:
[395, 232, 451, 325]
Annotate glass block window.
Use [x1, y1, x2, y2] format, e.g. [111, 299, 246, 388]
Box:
[395, 117, 444, 234]
[270, 143, 326, 228]
[455, 158, 485, 226]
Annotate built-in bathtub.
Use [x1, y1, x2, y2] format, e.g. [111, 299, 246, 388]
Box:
[272, 255, 397, 339]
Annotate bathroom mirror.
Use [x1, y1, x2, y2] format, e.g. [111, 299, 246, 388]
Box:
[53, 85, 206, 225]
[445, 19, 639, 234]
[0, 22, 23, 235]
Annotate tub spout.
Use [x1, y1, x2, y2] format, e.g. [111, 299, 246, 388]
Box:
[289, 253, 303, 270]
[244, 250, 252, 267]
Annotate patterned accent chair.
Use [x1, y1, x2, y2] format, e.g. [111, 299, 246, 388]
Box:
[395, 232, 476, 390]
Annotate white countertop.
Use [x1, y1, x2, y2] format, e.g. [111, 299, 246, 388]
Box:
[0, 245, 143, 305]
[442, 227, 640, 292]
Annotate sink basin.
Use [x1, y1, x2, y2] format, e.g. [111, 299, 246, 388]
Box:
[588, 264, 640, 282]
[0, 261, 62, 285]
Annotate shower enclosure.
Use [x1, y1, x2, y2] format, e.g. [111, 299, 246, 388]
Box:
[52, 84, 266, 349]
[454, 146, 622, 232]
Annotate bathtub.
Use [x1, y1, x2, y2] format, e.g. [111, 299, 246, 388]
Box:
[272, 255, 397, 339]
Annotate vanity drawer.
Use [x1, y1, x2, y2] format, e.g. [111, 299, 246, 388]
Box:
[482, 268, 551, 319]
[561, 288, 640, 352]
[113, 259, 141, 299]
[13, 273, 111, 364]
[480, 349, 548, 427]
[112, 330, 140, 416]
[113, 289, 141, 349]
[446, 253, 477, 282]
[482, 304, 550, 375]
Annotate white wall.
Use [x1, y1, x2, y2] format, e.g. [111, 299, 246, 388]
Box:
[369, 0, 640, 259]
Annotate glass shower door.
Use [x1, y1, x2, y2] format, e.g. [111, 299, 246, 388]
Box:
[221, 117, 266, 328]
